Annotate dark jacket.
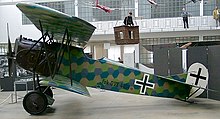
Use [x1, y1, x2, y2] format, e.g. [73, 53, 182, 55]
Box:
[124, 16, 134, 26]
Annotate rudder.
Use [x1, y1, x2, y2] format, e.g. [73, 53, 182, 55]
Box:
[186, 63, 209, 99]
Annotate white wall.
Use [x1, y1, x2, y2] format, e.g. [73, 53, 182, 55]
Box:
[138, 63, 154, 74]
[123, 53, 135, 68]
[0, 4, 41, 43]
[108, 45, 120, 61]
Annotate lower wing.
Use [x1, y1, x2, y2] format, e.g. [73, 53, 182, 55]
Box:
[40, 75, 90, 97]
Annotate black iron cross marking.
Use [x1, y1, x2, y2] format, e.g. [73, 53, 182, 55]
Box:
[135, 74, 155, 95]
[190, 68, 207, 85]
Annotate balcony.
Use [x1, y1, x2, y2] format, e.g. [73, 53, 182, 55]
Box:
[90, 16, 220, 41]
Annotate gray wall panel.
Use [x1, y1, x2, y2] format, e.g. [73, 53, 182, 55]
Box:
[169, 48, 182, 75]
[0, 78, 33, 91]
[207, 46, 220, 100]
[187, 46, 208, 67]
[154, 48, 168, 76]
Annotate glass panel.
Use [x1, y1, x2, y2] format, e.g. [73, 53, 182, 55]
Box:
[79, 0, 135, 22]
[22, 1, 75, 25]
[204, 0, 220, 16]
[138, 0, 200, 19]
[203, 35, 220, 41]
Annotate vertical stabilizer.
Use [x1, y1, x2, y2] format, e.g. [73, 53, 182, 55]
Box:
[186, 63, 209, 99]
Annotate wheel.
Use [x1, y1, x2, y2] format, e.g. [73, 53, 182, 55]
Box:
[36, 86, 53, 98]
[23, 91, 48, 115]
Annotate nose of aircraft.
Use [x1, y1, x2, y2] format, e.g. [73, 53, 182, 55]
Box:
[15, 38, 56, 77]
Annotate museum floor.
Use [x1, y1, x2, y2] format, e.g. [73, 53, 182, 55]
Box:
[1, 88, 220, 119]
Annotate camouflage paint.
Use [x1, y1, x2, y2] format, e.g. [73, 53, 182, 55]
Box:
[56, 45, 191, 100]
[16, 3, 191, 101]
[16, 3, 96, 46]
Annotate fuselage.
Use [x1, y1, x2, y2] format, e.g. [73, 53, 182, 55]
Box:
[16, 38, 191, 100]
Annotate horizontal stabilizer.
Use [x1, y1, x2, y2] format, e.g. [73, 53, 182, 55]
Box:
[167, 73, 187, 83]
[40, 75, 90, 97]
[165, 74, 219, 100]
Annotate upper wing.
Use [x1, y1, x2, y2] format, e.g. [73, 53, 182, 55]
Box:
[16, 3, 96, 47]
[40, 75, 90, 97]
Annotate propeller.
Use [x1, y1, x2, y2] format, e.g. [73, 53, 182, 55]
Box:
[6, 23, 13, 78]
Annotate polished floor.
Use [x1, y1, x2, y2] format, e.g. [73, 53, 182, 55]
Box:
[1, 88, 220, 119]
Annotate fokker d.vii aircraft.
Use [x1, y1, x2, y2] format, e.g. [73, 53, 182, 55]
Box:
[14, 3, 212, 115]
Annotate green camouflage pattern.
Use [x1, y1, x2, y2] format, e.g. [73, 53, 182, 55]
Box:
[54, 45, 191, 100]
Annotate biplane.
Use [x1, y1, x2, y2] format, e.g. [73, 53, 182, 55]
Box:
[81, 0, 135, 13]
[13, 3, 212, 115]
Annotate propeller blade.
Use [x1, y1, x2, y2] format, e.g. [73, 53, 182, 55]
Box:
[7, 23, 13, 78]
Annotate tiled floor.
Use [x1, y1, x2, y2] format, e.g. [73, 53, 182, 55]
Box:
[1, 88, 220, 119]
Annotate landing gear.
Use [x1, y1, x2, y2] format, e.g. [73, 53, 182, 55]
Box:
[36, 86, 53, 98]
[23, 86, 55, 115]
[23, 91, 48, 115]
[20, 20, 69, 115]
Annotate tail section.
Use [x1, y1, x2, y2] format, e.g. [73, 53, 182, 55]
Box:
[186, 63, 209, 99]
[168, 62, 209, 99]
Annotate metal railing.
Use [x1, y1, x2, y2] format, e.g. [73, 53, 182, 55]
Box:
[91, 16, 218, 35]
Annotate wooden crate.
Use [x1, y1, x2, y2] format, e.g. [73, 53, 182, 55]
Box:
[114, 25, 139, 45]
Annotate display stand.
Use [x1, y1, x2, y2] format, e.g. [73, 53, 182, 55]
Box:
[114, 25, 139, 45]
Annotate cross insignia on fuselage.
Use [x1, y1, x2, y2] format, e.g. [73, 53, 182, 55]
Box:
[189, 68, 207, 85]
[134, 74, 155, 95]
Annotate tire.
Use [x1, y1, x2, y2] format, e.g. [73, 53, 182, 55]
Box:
[23, 91, 48, 115]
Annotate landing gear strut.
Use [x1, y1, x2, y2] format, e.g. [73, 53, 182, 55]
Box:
[20, 20, 70, 115]
[36, 86, 53, 98]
